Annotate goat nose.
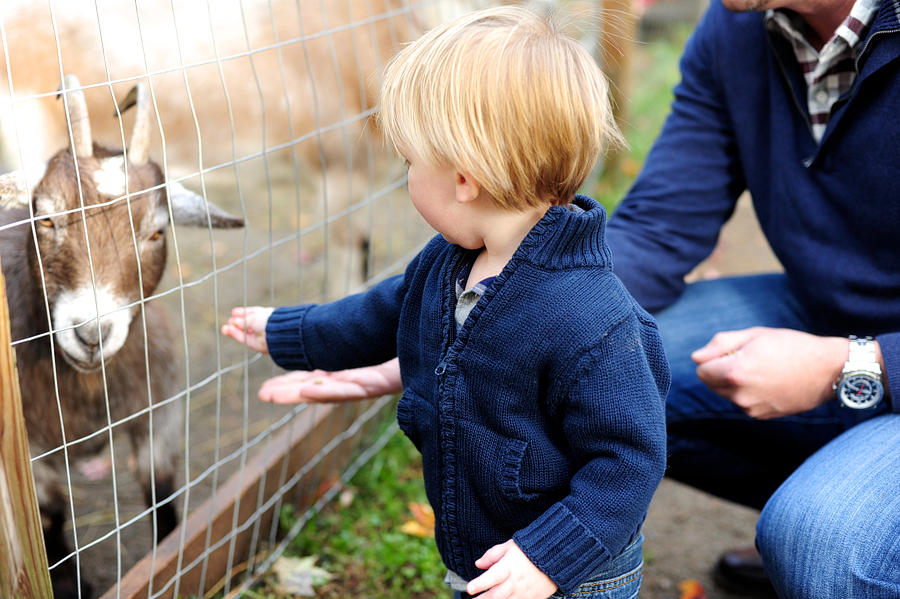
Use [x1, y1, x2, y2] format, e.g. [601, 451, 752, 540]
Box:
[74, 321, 109, 349]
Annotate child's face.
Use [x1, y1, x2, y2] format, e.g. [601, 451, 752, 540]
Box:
[400, 145, 475, 247]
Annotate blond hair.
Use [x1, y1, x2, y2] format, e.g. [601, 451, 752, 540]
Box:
[378, 5, 623, 210]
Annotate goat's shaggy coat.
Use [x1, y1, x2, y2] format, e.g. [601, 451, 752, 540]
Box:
[0, 76, 242, 599]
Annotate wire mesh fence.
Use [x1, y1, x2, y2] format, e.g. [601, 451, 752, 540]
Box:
[0, 0, 627, 597]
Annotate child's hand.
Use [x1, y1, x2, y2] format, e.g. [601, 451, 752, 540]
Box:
[221, 306, 275, 354]
[467, 540, 558, 599]
[258, 358, 403, 404]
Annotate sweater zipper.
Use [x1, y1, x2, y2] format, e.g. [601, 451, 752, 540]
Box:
[855, 29, 899, 70]
[823, 29, 897, 136]
[770, 39, 815, 141]
[770, 26, 899, 166]
[811, 27, 899, 162]
[833, 28, 900, 105]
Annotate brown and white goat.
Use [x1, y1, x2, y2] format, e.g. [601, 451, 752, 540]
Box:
[0, 0, 482, 299]
[0, 75, 243, 599]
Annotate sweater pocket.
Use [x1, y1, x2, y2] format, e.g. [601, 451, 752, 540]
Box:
[497, 438, 572, 505]
[396, 387, 441, 474]
[499, 439, 542, 501]
[397, 388, 427, 452]
[457, 421, 565, 531]
[396, 388, 443, 519]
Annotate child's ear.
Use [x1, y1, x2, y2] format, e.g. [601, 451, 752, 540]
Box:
[455, 172, 481, 204]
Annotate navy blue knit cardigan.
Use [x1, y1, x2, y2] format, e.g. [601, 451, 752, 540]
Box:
[266, 195, 669, 592]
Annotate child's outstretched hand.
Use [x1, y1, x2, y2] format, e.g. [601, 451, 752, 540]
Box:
[467, 540, 558, 599]
[221, 306, 275, 354]
[257, 359, 402, 404]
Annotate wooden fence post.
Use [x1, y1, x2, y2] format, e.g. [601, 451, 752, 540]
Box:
[599, 0, 636, 172]
[0, 257, 54, 598]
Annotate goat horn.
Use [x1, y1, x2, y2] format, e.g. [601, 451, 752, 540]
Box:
[57, 75, 92, 159]
[117, 81, 151, 165]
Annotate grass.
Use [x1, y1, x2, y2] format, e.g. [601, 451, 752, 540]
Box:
[251, 427, 446, 599]
[247, 27, 691, 599]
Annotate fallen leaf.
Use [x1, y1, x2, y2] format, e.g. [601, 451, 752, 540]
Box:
[271, 555, 333, 597]
[400, 520, 434, 537]
[400, 502, 435, 537]
[315, 474, 341, 501]
[677, 578, 707, 599]
[409, 502, 434, 527]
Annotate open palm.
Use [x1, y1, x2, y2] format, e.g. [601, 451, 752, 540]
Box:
[258, 358, 403, 404]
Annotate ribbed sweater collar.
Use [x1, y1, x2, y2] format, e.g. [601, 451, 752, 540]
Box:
[872, 0, 900, 33]
[514, 194, 612, 271]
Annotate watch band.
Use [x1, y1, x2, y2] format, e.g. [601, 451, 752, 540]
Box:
[842, 335, 882, 378]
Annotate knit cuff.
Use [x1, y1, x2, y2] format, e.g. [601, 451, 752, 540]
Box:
[512, 502, 611, 594]
[265, 304, 315, 371]
[876, 332, 900, 413]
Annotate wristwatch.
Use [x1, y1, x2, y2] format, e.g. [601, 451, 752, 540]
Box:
[833, 335, 884, 410]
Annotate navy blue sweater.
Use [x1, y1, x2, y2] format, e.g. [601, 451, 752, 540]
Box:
[266, 196, 669, 592]
[607, 0, 900, 405]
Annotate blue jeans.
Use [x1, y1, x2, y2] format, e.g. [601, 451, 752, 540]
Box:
[758, 413, 900, 599]
[451, 535, 644, 599]
[655, 274, 896, 598]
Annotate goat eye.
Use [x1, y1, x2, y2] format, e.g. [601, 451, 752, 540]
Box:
[149, 228, 165, 241]
[38, 218, 54, 228]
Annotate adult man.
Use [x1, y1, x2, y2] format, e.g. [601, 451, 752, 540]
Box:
[254, 0, 900, 595]
[606, 0, 899, 594]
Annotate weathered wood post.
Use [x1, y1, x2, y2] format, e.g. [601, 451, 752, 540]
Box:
[0, 257, 54, 598]
[599, 0, 636, 172]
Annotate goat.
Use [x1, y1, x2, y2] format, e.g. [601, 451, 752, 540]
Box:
[0, 75, 243, 599]
[0, 0, 483, 299]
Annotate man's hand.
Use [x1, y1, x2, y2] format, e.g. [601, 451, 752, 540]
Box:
[691, 327, 850, 419]
[466, 540, 558, 599]
[258, 358, 403, 404]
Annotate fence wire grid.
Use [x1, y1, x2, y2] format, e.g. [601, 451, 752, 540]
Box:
[0, 0, 615, 597]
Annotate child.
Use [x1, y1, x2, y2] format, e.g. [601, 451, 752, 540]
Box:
[222, 6, 668, 599]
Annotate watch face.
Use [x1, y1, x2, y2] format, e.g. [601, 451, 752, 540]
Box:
[839, 374, 885, 410]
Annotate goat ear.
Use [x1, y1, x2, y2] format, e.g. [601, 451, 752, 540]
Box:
[167, 181, 244, 229]
[0, 171, 30, 209]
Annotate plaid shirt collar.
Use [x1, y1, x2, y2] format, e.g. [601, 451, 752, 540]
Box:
[766, 0, 881, 141]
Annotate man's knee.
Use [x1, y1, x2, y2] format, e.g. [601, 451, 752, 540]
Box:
[757, 416, 900, 599]
[758, 484, 859, 599]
